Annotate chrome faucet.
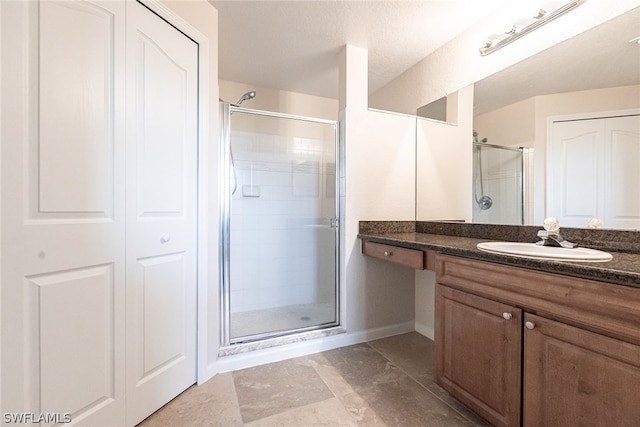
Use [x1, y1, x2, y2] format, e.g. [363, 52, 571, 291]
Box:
[536, 217, 576, 249]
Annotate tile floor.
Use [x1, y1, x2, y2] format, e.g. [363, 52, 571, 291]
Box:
[138, 332, 491, 426]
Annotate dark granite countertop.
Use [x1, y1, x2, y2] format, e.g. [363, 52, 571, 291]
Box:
[358, 221, 640, 289]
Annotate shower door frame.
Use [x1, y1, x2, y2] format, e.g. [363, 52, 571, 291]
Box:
[219, 102, 341, 346]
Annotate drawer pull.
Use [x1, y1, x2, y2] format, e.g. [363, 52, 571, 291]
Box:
[502, 312, 512, 320]
[384, 251, 392, 257]
[525, 321, 536, 330]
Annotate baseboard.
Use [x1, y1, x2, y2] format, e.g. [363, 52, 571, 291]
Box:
[414, 321, 434, 340]
[211, 320, 415, 374]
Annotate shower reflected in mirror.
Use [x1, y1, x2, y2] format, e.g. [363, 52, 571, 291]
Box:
[472, 133, 527, 225]
[473, 131, 493, 211]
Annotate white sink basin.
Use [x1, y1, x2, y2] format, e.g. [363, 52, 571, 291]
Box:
[477, 242, 612, 262]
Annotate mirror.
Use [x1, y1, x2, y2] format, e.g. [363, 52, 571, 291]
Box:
[417, 96, 447, 122]
[470, 7, 640, 229]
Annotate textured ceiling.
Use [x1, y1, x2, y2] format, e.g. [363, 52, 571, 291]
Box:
[210, 0, 510, 99]
[210, 1, 640, 113]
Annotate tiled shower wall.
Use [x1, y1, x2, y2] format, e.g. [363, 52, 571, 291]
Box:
[230, 130, 336, 313]
[472, 146, 524, 225]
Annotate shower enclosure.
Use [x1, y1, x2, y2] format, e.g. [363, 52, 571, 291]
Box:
[472, 142, 526, 225]
[220, 102, 340, 345]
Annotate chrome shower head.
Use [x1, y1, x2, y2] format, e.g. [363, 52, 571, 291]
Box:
[236, 91, 256, 105]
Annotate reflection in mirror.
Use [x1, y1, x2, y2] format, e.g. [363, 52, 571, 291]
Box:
[417, 92, 461, 124]
[417, 96, 447, 122]
[472, 140, 527, 225]
[471, 7, 640, 230]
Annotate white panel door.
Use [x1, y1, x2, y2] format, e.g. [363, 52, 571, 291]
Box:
[603, 115, 640, 229]
[125, 2, 198, 425]
[549, 116, 640, 229]
[1, 1, 126, 425]
[548, 119, 603, 227]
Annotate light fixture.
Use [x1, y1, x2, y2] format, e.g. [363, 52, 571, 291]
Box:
[479, 0, 586, 56]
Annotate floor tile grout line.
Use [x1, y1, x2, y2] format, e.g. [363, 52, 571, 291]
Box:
[235, 354, 345, 426]
[227, 372, 247, 426]
[141, 335, 483, 426]
[304, 353, 370, 426]
[365, 342, 486, 427]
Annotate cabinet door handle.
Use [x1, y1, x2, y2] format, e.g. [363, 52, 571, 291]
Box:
[384, 251, 392, 257]
[502, 312, 512, 320]
[160, 234, 171, 244]
[525, 321, 536, 330]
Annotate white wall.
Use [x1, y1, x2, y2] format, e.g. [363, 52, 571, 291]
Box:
[474, 97, 536, 149]
[369, 0, 639, 115]
[416, 86, 474, 223]
[340, 45, 416, 334]
[415, 270, 436, 339]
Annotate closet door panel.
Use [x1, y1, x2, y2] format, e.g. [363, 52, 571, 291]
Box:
[29, 265, 116, 416]
[1, 1, 126, 426]
[548, 120, 602, 227]
[136, 253, 187, 377]
[125, 2, 198, 424]
[604, 115, 640, 229]
[549, 115, 640, 229]
[137, 36, 188, 215]
[38, 1, 115, 216]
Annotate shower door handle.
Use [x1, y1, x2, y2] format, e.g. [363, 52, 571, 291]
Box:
[330, 217, 339, 229]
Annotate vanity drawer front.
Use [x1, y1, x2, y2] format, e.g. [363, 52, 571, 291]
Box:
[435, 254, 640, 345]
[362, 241, 424, 269]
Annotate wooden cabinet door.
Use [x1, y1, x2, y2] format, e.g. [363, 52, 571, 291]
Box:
[435, 285, 522, 427]
[524, 313, 640, 427]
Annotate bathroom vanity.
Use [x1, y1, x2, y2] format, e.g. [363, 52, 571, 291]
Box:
[359, 221, 640, 427]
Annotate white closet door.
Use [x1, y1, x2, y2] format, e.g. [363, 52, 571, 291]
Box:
[125, 2, 198, 425]
[548, 115, 640, 229]
[548, 119, 603, 227]
[603, 115, 640, 230]
[1, 1, 126, 425]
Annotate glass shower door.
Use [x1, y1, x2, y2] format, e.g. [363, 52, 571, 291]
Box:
[222, 104, 339, 344]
